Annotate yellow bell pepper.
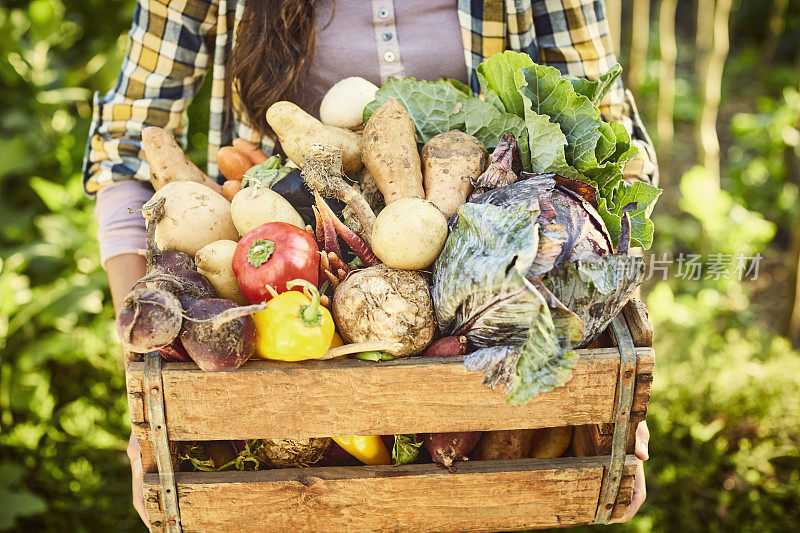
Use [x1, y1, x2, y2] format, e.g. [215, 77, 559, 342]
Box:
[330, 331, 344, 348]
[252, 279, 334, 361]
[333, 436, 391, 465]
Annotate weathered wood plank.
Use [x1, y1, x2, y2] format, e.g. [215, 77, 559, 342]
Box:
[623, 298, 653, 347]
[628, 351, 654, 453]
[127, 349, 653, 441]
[143, 456, 637, 532]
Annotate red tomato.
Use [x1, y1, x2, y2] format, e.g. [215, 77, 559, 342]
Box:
[232, 222, 320, 303]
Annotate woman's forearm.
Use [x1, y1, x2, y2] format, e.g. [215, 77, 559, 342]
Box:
[106, 253, 147, 314]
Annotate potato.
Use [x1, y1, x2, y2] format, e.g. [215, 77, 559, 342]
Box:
[361, 98, 425, 204]
[230, 185, 305, 236]
[422, 130, 487, 218]
[266, 101, 362, 174]
[472, 430, 536, 461]
[528, 427, 574, 458]
[142, 181, 238, 257]
[319, 77, 379, 130]
[371, 198, 448, 270]
[195, 240, 248, 305]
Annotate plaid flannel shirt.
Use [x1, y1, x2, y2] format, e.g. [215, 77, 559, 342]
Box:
[83, 0, 657, 194]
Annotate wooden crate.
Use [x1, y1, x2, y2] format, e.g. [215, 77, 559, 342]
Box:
[126, 298, 654, 532]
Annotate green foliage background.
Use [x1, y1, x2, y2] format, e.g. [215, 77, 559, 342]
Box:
[0, 1, 798, 531]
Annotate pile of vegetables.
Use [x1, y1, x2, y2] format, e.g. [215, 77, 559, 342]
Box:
[119, 51, 659, 472]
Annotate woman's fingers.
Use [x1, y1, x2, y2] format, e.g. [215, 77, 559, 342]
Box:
[635, 421, 650, 461]
[127, 434, 148, 524]
[610, 459, 647, 523]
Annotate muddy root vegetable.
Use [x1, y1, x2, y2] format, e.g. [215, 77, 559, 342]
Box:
[230, 185, 305, 236]
[266, 101, 362, 174]
[143, 197, 196, 275]
[332, 264, 436, 356]
[422, 432, 481, 469]
[142, 127, 222, 193]
[472, 430, 536, 461]
[157, 338, 192, 362]
[116, 288, 183, 354]
[361, 97, 425, 204]
[528, 427, 574, 458]
[315, 193, 379, 267]
[371, 197, 448, 270]
[302, 144, 376, 245]
[469, 132, 522, 200]
[422, 336, 468, 357]
[142, 181, 238, 257]
[422, 131, 487, 218]
[259, 437, 332, 468]
[180, 299, 258, 372]
[138, 270, 217, 310]
[195, 240, 249, 305]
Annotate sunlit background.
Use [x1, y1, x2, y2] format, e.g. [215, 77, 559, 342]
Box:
[1, 0, 799, 531]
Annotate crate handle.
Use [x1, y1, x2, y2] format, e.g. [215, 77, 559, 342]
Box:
[593, 314, 638, 524]
[145, 352, 182, 533]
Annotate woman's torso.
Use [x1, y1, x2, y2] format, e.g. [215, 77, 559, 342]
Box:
[296, 0, 468, 117]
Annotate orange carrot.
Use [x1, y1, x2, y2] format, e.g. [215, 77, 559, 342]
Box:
[233, 138, 270, 165]
[222, 180, 242, 202]
[218, 146, 252, 181]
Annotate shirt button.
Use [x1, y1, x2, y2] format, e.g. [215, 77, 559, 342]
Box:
[382, 32, 393, 41]
[383, 50, 396, 62]
[377, 8, 389, 19]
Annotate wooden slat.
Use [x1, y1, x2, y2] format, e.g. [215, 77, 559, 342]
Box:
[126, 348, 654, 441]
[628, 349, 654, 453]
[143, 456, 637, 533]
[622, 298, 653, 347]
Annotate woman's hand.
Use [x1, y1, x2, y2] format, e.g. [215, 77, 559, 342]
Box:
[127, 434, 147, 524]
[610, 421, 650, 523]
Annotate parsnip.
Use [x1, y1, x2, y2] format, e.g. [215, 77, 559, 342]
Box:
[266, 101, 362, 174]
[361, 98, 425, 204]
[422, 130, 487, 218]
[142, 127, 222, 194]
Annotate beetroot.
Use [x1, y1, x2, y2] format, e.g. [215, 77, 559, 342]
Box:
[139, 270, 217, 310]
[420, 336, 480, 468]
[157, 338, 192, 362]
[150, 249, 195, 275]
[422, 336, 468, 357]
[180, 298, 257, 371]
[422, 432, 481, 469]
[116, 288, 182, 354]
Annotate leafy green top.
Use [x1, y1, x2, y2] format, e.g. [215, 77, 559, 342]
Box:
[364, 51, 661, 248]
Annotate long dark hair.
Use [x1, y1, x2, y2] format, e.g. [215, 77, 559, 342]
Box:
[229, 0, 319, 136]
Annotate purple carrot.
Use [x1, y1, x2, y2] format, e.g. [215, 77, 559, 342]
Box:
[312, 205, 325, 251]
[314, 192, 342, 258]
[315, 192, 380, 267]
